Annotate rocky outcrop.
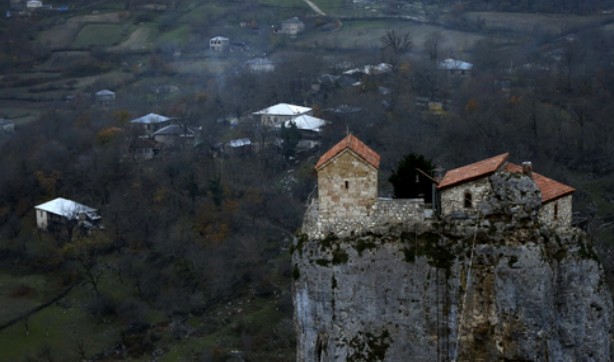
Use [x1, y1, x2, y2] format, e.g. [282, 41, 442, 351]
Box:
[292, 220, 613, 361]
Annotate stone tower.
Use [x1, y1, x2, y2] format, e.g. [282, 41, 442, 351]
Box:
[314, 134, 380, 223]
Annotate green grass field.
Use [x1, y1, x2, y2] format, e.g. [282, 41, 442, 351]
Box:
[73, 24, 125, 48]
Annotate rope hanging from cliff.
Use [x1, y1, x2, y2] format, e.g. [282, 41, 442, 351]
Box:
[451, 218, 480, 362]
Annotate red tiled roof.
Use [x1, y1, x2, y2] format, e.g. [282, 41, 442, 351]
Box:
[437, 153, 509, 190]
[504, 163, 575, 203]
[315, 134, 380, 170]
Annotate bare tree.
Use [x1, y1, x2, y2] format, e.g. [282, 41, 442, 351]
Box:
[423, 31, 445, 68]
[380, 30, 413, 54]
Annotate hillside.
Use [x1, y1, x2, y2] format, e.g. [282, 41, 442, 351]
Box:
[1, 0, 614, 361]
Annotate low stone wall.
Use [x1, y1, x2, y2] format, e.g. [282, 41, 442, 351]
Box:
[303, 198, 429, 239]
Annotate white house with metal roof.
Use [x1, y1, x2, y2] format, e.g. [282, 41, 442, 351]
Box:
[95, 89, 115, 106]
[252, 103, 312, 127]
[438, 58, 474, 76]
[283, 114, 327, 133]
[245, 57, 275, 73]
[210, 36, 230, 52]
[35, 197, 101, 231]
[130, 113, 173, 136]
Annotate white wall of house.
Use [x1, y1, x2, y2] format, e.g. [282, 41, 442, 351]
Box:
[36, 209, 49, 229]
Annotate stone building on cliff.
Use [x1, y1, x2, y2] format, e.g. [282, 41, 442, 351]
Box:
[305, 134, 426, 239]
[437, 152, 575, 228]
[306, 136, 575, 240]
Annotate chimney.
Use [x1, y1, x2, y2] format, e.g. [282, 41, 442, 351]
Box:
[433, 166, 445, 183]
[522, 161, 533, 178]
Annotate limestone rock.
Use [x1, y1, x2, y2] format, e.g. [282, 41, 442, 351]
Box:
[293, 223, 612, 361]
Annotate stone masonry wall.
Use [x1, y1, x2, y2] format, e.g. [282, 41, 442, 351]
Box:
[302, 198, 428, 239]
[539, 195, 573, 228]
[317, 151, 378, 223]
[440, 177, 492, 215]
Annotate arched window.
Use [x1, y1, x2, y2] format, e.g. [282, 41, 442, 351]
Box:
[344, 181, 349, 190]
[464, 191, 473, 208]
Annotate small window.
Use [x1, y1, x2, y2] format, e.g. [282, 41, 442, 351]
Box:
[464, 192, 473, 208]
[344, 181, 349, 190]
[554, 203, 558, 220]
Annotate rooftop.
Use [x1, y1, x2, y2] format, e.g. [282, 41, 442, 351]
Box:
[438, 153, 509, 190]
[439, 58, 474, 70]
[253, 103, 311, 116]
[130, 113, 173, 125]
[153, 124, 194, 136]
[315, 134, 381, 170]
[35, 197, 98, 219]
[504, 163, 575, 203]
[283, 114, 327, 132]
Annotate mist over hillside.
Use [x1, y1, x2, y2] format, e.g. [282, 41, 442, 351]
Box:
[0, 0, 613, 360]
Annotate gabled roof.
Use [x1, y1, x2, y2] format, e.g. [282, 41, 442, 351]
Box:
[153, 124, 194, 136]
[35, 197, 97, 219]
[227, 138, 252, 148]
[504, 163, 575, 203]
[253, 103, 311, 116]
[282, 16, 303, 24]
[283, 114, 327, 132]
[315, 134, 380, 170]
[210, 35, 229, 41]
[96, 89, 115, 96]
[130, 113, 172, 125]
[439, 58, 474, 70]
[437, 153, 509, 190]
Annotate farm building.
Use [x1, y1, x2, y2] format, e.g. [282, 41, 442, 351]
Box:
[280, 17, 305, 35]
[245, 57, 275, 73]
[35, 197, 101, 231]
[0, 119, 15, 133]
[95, 89, 115, 106]
[130, 113, 173, 136]
[438, 58, 474, 76]
[209, 36, 230, 52]
[253, 103, 312, 128]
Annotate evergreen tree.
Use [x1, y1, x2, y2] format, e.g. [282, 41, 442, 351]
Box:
[389, 153, 434, 202]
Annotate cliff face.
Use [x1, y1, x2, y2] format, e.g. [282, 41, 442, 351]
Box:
[292, 220, 613, 361]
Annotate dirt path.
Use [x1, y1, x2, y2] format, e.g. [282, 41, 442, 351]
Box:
[302, 0, 326, 16]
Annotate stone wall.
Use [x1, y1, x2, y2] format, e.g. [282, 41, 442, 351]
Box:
[317, 151, 378, 223]
[539, 195, 573, 228]
[302, 198, 428, 239]
[440, 177, 492, 215]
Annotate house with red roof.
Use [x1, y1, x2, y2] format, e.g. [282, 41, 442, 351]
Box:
[437, 153, 575, 227]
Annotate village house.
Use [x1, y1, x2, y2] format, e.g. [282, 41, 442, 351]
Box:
[153, 124, 195, 147]
[245, 57, 275, 73]
[437, 153, 575, 227]
[95, 89, 115, 107]
[209, 36, 229, 52]
[284, 114, 328, 150]
[26, 0, 42, 9]
[439, 58, 474, 77]
[252, 103, 312, 127]
[35, 197, 101, 231]
[0, 118, 15, 133]
[130, 138, 162, 160]
[130, 113, 173, 137]
[280, 17, 305, 35]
